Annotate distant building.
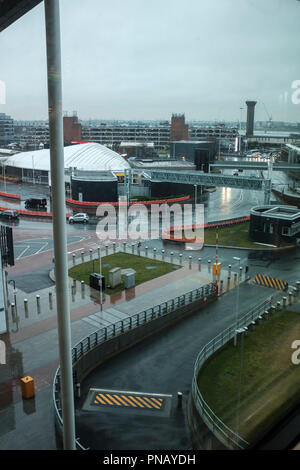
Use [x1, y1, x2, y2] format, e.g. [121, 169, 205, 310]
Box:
[63, 114, 82, 145]
[170, 114, 189, 142]
[0, 113, 14, 146]
[170, 140, 217, 172]
[119, 142, 156, 159]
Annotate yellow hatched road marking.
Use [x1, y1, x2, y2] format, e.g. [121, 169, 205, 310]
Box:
[134, 396, 153, 409]
[112, 395, 130, 407]
[128, 395, 145, 408]
[120, 395, 138, 407]
[98, 393, 114, 406]
[106, 394, 122, 406]
[148, 397, 163, 407]
[142, 396, 160, 409]
[95, 395, 106, 405]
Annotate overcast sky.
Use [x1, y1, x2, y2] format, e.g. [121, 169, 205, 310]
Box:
[0, 0, 300, 122]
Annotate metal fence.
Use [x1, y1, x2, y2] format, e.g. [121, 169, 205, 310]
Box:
[53, 281, 216, 449]
[191, 293, 283, 450]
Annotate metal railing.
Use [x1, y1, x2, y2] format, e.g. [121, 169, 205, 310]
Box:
[191, 293, 284, 450]
[53, 281, 216, 449]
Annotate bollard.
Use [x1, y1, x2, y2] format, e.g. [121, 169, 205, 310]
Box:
[72, 253, 76, 266]
[162, 249, 165, 261]
[145, 246, 148, 257]
[296, 281, 300, 295]
[189, 256, 192, 269]
[81, 280, 85, 291]
[179, 253, 183, 265]
[276, 301, 281, 310]
[81, 251, 84, 263]
[264, 310, 269, 320]
[198, 258, 201, 271]
[177, 392, 183, 409]
[288, 292, 293, 305]
[239, 266, 243, 279]
[113, 242, 116, 254]
[10, 303, 15, 320]
[105, 245, 108, 256]
[228, 264, 232, 278]
[36, 295, 41, 314]
[257, 315, 263, 325]
[227, 277, 230, 291]
[71, 285, 76, 301]
[170, 252, 174, 264]
[73, 278, 76, 288]
[123, 242, 126, 252]
[49, 291, 53, 310]
[24, 299, 29, 318]
[245, 265, 249, 280]
[153, 248, 157, 260]
[132, 244, 135, 254]
[89, 249, 93, 261]
[208, 260, 211, 273]
[220, 279, 223, 293]
[234, 273, 237, 283]
[282, 296, 287, 308]
[250, 321, 255, 331]
[75, 383, 81, 399]
[270, 305, 276, 316]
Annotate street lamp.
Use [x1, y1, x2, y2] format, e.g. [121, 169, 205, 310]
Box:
[233, 256, 241, 347]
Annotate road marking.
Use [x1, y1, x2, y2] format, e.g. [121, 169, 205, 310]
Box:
[16, 245, 30, 259]
[253, 273, 288, 291]
[91, 390, 166, 411]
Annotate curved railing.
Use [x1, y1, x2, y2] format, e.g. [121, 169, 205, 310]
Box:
[53, 282, 216, 450]
[191, 293, 284, 450]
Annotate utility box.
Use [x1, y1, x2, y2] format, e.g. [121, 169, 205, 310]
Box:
[124, 272, 135, 289]
[21, 376, 35, 399]
[109, 267, 121, 288]
[89, 273, 105, 291]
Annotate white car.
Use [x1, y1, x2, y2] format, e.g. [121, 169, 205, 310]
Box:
[68, 213, 89, 224]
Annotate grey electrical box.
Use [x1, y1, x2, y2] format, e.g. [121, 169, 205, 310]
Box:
[109, 267, 121, 288]
[124, 272, 135, 289]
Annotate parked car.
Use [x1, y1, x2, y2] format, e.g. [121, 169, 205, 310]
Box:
[68, 213, 89, 224]
[25, 198, 47, 209]
[0, 210, 19, 220]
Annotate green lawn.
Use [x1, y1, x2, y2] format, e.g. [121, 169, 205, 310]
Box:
[68, 252, 180, 295]
[182, 222, 273, 249]
[197, 309, 300, 443]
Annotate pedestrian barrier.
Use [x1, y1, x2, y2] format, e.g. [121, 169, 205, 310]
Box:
[0, 191, 20, 200]
[53, 281, 216, 450]
[253, 274, 288, 291]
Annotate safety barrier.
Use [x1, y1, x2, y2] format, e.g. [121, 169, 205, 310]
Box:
[53, 281, 216, 450]
[0, 191, 20, 200]
[191, 290, 286, 450]
[66, 195, 190, 211]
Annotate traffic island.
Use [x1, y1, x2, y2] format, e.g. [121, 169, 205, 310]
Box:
[68, 252, 181, 295]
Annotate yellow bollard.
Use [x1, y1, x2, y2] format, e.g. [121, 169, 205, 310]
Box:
[21, 376, 35, 399]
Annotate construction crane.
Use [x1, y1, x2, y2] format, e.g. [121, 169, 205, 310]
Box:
[262, 102, 273, 129]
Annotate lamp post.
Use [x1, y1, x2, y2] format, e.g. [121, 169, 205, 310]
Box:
[239, 107, 243, 154]
[233, 256, 241, 346]
[99, 242, 103, 312]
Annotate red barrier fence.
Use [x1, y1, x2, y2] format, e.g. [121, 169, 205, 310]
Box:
[0, 206, 70, 219]
[66, 195, 190, 208]
[0, 191, 20, 200]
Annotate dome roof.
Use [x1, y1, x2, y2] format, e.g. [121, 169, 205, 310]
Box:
[5, 143, 130, 172]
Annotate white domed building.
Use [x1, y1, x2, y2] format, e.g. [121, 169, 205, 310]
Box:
[4, 143, 130, 202]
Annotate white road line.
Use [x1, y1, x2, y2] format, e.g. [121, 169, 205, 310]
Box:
[16, 245, 30, 259]
[35, 242, 49, 254]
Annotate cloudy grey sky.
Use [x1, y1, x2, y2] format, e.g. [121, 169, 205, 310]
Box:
[0, 0, 300, 122]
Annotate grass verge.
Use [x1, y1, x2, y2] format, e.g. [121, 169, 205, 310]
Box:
[197, 309, 300, 443]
